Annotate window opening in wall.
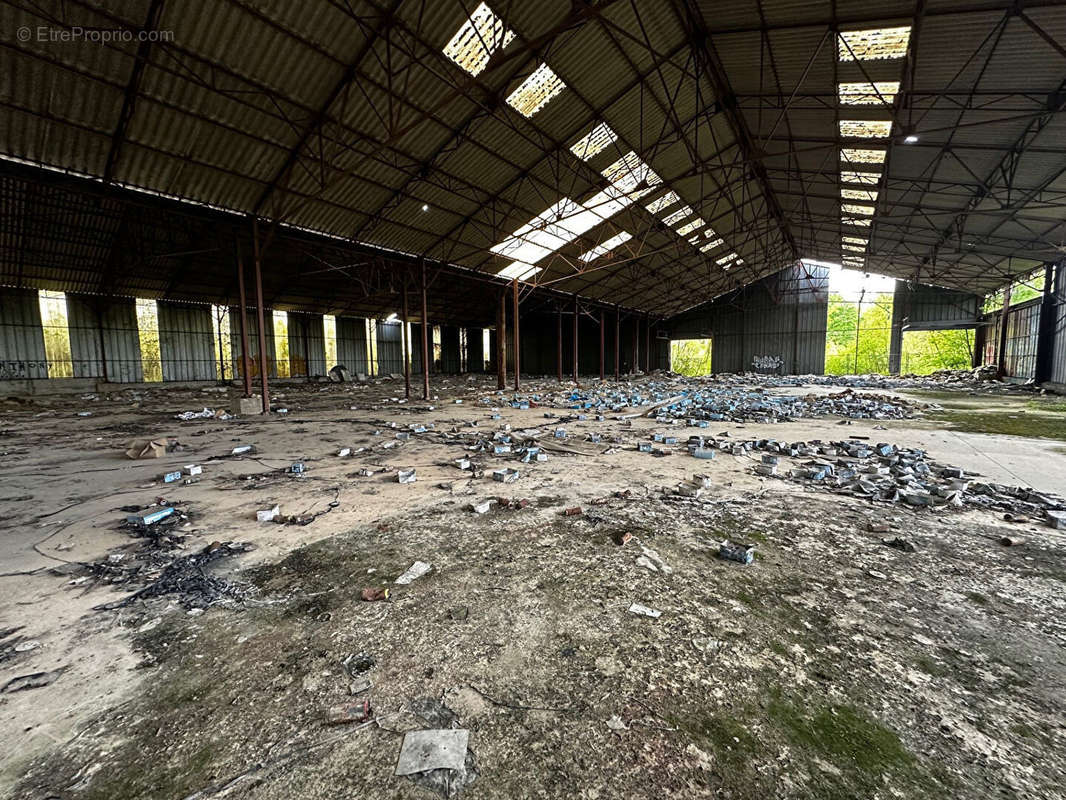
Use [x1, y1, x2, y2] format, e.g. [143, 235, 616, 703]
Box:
[323, 315, 338, 367]
[135, 298, 163, 382]
[482, 329, 491, 370]
[432, 326, 442, 371]
[211, 305, 232, 381]
[38, 290, 73, 378]
[367, 319, 378, 376]
[670, 339, 712, 376]
[273, 311, 290, 378]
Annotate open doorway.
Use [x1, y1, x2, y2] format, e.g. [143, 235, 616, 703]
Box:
[670, 338, 712, 375]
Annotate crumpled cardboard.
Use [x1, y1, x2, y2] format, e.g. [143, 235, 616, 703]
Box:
[124, 437, 177, 460]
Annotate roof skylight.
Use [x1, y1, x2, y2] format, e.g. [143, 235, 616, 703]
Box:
[578, 231, 632, 263]
[645, 191, 680, 214]
[662, 206, 694, 227]
[841, 148, 887, 164]
[571, 122, 618, 161]
[841, 188, 878, 202]
[507, 63, 566, 117]
[839, 120, 893, 138]
[838, 27, 911, 62]
[838, 81, 900, 105]
[841, 169, 882, 185]
[497, 262, 541, 281]
[443, 3, 515, 77]
[842, 203, 875, 216]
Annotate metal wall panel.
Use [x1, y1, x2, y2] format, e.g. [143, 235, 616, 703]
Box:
[440, 325, 461, 374]
[229, 305, 277, 379]
[1053, 267, 1066, 385]
[466, 327, 485, 372]
[376, 320, 403, 375]
[66, 294, 143, 382]
[287, 313, 327, 377]
[1004, 299, 1040, 380]
[158, 301, 216, 381]
[666, 264, 829, 375]
[897, 283, 980, 329]
[0, 287, 47, 379]
[335, 316, 368, 375]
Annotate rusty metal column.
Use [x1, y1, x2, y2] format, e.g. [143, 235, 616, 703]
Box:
[645, 315, 652, 372]
[556, 305, 563, 382]
[401, 274, 411, 399]
[599, 309, 605, 381]
[512, 278, 520, 391]
[631, 317, 639, 374]
[420, 259, 430, 400]
[94, 300, 110, 384]
[496, 289, 506, 389]
[614, 306, 621, 381]
[235, 239, 252, 397]
[251, 219, 270, 414]
[572, 294, 579, 384]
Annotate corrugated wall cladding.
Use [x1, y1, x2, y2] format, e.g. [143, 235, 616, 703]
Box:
[335, 316, 368, 375]
[1053, 267, 1066, 385]
[899, 283, 980, 328]
[0, 288, 46, 379]
[66, 294, 143, 382]
[410, 324, 425, 376]
[667, 265, 829, 375]
[230, 306, 277, 379]
[1004, 299, 1040, 381]
[440, 326, 461, 374]
[467, 328, 486, 373]
[508, 312, 654, 377]
[287, 313, 327, 377]
[376, 320, 403, 375]
[158, 302, 216, 381]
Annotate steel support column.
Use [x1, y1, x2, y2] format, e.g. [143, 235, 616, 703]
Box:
[996, 283, 1012, 377]
[1035, 263, 1057, 384]
[572, 294, 579, 384]
[632, 318, 639, 374]
[615, 305, 621, 381]
[496, 290, 506, 389]
[645, 315, 651, 372]
[557, 305, 563, 382]
[401, 274, 410, 399]
[512, 278, 520, 391]
[251, 218, 270, 414]
[420, 258, 430, 400]
[235, 238, 252, 397]
[599, 309, 605, 382]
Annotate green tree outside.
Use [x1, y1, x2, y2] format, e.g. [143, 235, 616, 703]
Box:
[670, 338, 712, 375]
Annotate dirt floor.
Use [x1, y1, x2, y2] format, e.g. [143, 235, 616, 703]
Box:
[2, 374, 1065, 799]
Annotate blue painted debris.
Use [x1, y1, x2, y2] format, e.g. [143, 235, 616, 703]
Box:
[126, 506, 176, 527]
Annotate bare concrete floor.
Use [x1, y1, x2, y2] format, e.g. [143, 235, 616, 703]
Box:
[1, 376, 1064, 799]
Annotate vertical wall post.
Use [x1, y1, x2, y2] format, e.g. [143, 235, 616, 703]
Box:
[251, 218, 270, 414]
[401, 273, 411, 399]
[557, 305, 563, 382]
[420, 258, 430, 399]
[997, 282, 1012, 377]
[572, 294, 579, 384]
[614, 305, 621, 381]
[496, 289, 506, 389]
[599, 309, 605, 381]
[512, 278, 520, 391]
[235, 238, 252, 397]
[1035, 263, 1057, 384]
[94, 300, 110, 383]
[215, 306, 226, 382]
[645, 315, 651, 372]
[626, 317, 635, 375]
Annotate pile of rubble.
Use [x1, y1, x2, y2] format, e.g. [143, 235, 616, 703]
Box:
[482, 380, 923, 423]
[680, 433, 1066, 524]
[71, 503, 256, 611]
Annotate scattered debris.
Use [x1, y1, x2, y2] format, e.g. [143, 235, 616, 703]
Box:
[2, 668, 66, 694]
[326, 698, 372, 725]
[628, 603, 662, 619]
[882, 537, 917, 553]
[124, 437, 178, 460]
[395, 561, 433, 585]
[718, 540, 755, 565]
[360, 587, 389, 602]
